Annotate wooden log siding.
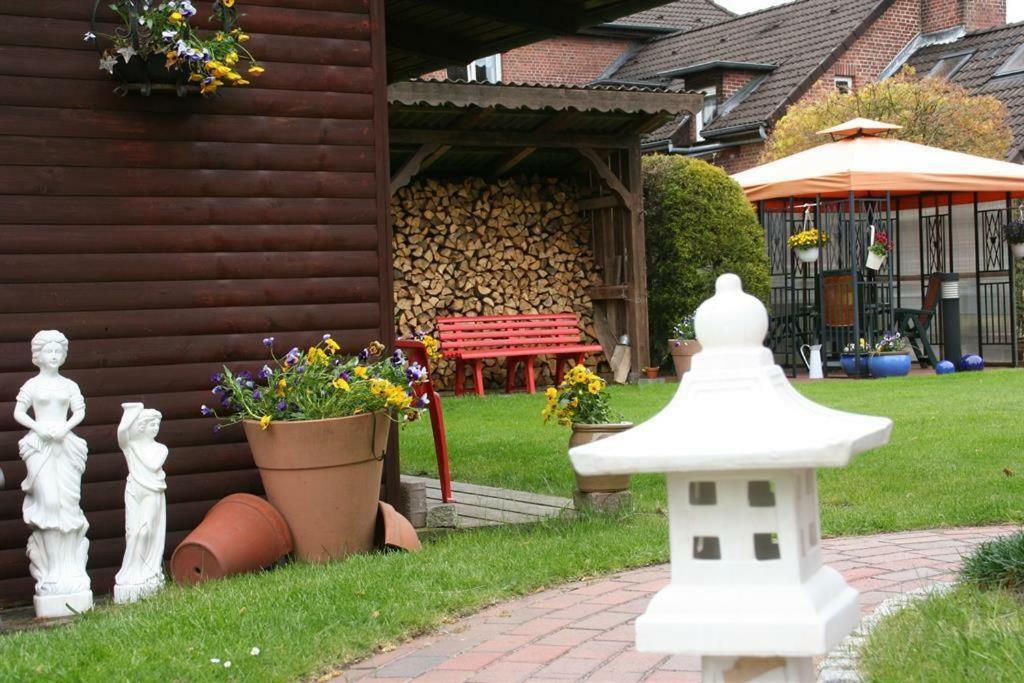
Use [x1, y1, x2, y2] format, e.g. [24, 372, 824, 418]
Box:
[0, 0, 394, 605]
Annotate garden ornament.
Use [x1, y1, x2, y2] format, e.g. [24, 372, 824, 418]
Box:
[12, 331, 93, 618]
[960, 354, 985, 372]
[799, 343, 823, 379]
[114, 403, 168, 604]
[570, 274, 892, 682]
[935, 360, 956, 375]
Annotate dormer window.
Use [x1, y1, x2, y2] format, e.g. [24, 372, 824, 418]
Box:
[995, 44, 1024, 78]
[929, 52, 973, 80]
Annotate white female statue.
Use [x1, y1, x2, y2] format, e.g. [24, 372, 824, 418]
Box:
[114, 403, 168, 603]
[12, 330, 92, 618]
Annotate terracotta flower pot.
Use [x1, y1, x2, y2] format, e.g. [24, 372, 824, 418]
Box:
[643, 367, 659, 379]
[243, 412, 390, 562]
[568, 422, 633, 493]
[669, 339, 701, 379]
[170, 493, 293, 586]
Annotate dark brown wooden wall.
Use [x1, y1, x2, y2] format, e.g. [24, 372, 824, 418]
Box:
[0, 0, 393, 605]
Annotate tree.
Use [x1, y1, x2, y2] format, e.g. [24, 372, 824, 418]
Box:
[643, 154, 770, 366]
[763, 68, 1013, 162]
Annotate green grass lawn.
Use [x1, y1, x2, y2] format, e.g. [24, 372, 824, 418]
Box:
[403, 369, 1024, 536]
[0, 370, 1022, 680]
[860, 585, 1024, 682]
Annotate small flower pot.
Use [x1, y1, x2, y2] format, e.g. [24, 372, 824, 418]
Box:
[243, 411, 390, 562]
[794, 247, 819, 264]
[170, 493, 293, 586]
[1012, 242, 1024, 259]
[643, 367, 660, 379]
[865, 251, 887, 270]
[669, 339, 701, 379]
[568, 423, 633, 493]
[839, 353, 870, 378]
[868, 352, 911, 378]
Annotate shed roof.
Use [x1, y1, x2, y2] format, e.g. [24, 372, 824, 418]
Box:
[608, 0, 893, 139]
[609, 0, 735, 32]
[385, 0, 689, 81]
[388, 79, 701, 177]
[904, 21, 1024, 162]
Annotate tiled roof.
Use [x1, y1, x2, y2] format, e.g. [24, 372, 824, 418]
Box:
[611, 0, 735, 32]
[905, 21, 1024, 160]
[610, 0, 892, 137]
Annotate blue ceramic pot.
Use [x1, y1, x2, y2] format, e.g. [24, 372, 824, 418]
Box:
[868, 352, 911, 378]
[839, 353, 869, 378]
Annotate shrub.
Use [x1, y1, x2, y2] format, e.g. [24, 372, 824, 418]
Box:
[643, 154, 769, 366]
[763, 67, 1012, 162]
[959, 530, 1024, 591]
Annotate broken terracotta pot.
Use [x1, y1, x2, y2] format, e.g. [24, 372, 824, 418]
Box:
[170, 493, 293, 586]
[375, 501, 421, 552]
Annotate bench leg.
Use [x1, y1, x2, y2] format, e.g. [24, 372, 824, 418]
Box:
[426, 389, 453, 503]
[472, 359, 485, 397]
[505, 358, 518, 394]
[525, 356, 536, 394]
[454, 359, 465, 397]
[555, 356, 568, 385]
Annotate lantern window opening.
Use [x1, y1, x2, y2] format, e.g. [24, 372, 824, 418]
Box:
[753, 532, 781, 560]
[693, 536, 721, 560]
[747, 480, 776, 507]
[689, 481, 717, 505]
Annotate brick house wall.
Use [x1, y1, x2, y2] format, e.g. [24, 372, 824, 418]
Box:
[923, 0, 1005, 33]
[421, 35, 633, 86]
[710, 143, 764, 174]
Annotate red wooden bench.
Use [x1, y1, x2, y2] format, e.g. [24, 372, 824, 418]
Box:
[437, 313, 604, 397]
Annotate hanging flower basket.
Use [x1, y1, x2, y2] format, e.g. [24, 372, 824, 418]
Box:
[866, 227, 893, 271]
[1005, 210, 1024, 258]
[88, 0, 265, 98]
[794, 247, 820, 264]
[1012, 243, 1024, 259]
[788, 227, 827, 265]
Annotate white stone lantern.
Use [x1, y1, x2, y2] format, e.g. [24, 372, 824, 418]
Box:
[570, 274, 892, 682]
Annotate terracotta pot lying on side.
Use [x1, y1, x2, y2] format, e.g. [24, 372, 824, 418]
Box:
[670, 339, 702, 379]
[243, 411, 390, 562]
[170, 493, 293, 586]
[568, 422, 633, 493]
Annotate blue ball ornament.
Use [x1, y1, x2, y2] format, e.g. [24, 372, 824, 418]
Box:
[962, 354, 985, 372]
[935, 360, 956, 375]
[958, 354, 974, 371]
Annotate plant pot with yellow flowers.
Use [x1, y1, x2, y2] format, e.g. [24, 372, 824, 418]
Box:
[543, 365, 632, 494]
[788, 227, 828, 264]
[203, 335, 428, 563]
[88, 0, 265, 97]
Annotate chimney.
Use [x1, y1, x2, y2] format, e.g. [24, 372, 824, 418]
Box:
[921, 0, 1006, 34]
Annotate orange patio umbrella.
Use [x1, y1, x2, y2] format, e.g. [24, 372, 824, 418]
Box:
[732, 118, 1024, 205]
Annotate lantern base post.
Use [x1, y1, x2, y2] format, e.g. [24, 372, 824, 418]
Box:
[701, 656, 814, 682]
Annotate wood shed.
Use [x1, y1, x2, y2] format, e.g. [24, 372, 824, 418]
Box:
[0, 0, 690, 604]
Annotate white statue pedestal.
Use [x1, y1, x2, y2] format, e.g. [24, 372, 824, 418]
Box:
[34, 591, 93, 619]
[114, 581, 162, 605]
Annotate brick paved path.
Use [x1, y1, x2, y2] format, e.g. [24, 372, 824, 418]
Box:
[337, 525, 1013, 683]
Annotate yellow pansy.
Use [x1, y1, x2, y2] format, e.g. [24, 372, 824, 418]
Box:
[588, 380, 602, 394]
[354, 366, 368, 379]
[237, 33, 250, 43]
[259, 415, 271, 430]
[223, 0, 235, 7]
[235, 78, 250, 86]
[332, 378, 350, 391]
[325, 338, 340, 353]
[248, 64, 265, 76]
[545, 387, 557, 400]
[275, 378, 287, 397]
[225, 51, 239, 65]
[169, 11, 184, 23]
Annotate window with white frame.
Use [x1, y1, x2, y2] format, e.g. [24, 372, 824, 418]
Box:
[694, 86, 718, 142]
[467, 54, 502, 84]
[834, 76, 853, 94]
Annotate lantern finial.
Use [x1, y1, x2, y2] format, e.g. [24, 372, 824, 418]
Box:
[694, 273, 768, 351]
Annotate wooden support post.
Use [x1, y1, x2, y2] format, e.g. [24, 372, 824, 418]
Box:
[390, 142, 440, 196]
[578, 147, 636, 210]
[625, 142, 650, 380]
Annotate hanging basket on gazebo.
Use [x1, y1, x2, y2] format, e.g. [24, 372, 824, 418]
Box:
[1005, 203, 1024, 259]
[788, 206, 827, 264]
[865, 226, 893, 271]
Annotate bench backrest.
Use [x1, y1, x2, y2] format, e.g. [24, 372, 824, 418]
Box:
[437, 313, 585, 354]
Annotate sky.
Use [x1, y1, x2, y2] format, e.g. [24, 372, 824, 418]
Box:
[715, 0, 1024, 23]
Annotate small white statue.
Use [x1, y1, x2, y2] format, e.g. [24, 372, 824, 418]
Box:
[114, 403, 168, 604]
[12, 330, 92, 618]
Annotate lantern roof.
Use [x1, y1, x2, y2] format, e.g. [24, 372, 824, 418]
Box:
[570, 274, 892, 476]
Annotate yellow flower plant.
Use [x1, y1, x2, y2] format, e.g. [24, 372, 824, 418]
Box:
[542, 364, 613, 426]
[788, 228, 828, 250]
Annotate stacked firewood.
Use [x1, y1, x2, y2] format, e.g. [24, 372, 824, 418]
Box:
[392, 176, 601, 390]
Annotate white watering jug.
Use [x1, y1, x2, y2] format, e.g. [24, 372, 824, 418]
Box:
[800, 343, 824, 379]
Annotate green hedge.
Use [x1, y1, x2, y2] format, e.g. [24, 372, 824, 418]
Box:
[642, 154, 770, 366]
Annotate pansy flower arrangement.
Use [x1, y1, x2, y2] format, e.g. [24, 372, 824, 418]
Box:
[672, 314, 696, 344]
[203, 335, 429, 431]
[542, 364, 613, 427]
[873, 331, 907, 354]
[87, 0, 264, 95]
[404, 330, 443, 365]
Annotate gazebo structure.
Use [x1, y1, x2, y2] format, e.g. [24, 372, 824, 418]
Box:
[733, 119, 1024, 376]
